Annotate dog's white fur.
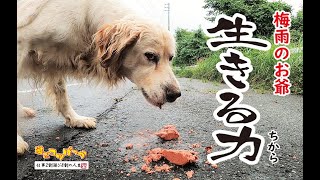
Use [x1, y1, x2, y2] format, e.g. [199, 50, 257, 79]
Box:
[17, 0, 181, 154]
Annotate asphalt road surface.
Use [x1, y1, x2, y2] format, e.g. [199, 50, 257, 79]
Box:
[17, 78, 303, 180]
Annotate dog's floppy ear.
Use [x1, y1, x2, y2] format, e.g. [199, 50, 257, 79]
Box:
[94, 22, 141, 70]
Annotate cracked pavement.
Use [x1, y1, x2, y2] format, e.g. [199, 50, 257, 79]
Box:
[17, 78, 303, 180]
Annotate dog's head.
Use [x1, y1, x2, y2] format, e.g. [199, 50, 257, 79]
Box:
[94, 19, 181, 108]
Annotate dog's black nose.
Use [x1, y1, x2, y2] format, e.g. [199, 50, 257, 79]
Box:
[166, 91, 181, 102]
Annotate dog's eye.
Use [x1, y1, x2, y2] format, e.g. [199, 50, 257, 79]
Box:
[145, 52, 159, 63]
[169, 56, 173, 61]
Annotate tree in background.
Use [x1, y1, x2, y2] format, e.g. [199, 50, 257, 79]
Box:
[203, 0, 292, 37]
[290, 9, 303, 43]
[173, 28, 211, 66]
[291, 9, 303, 32]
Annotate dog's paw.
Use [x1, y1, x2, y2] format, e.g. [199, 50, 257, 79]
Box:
[17, 135, 29, 155]
[22, 107, 36, 118]
[65, 116, 96, 129]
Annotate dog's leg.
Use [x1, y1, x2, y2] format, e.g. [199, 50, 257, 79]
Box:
[46, 79, 96, 129]
[17, 104, 29, 155]
[17, 133, 29, 155]
[17, 100, 36, 118]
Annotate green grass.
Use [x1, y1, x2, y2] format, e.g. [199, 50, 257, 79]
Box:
[174, 41, 303, 95]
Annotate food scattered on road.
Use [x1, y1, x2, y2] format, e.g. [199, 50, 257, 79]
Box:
[130, 166, 137, 173]
[126, 144, 133, 149]
[205, 146, 212, 154]
[123, 156, 129, 163]
[125, 126, 201, 176]
[143, 148, 163, 164]
[155, 125, 180, 140]
[212, 163, 218, 169]
[154, 164, 172, 172]
[162, 149, 198, 166]
[141, 164, 154, 174]
[191, 143, 200, 148]
[186, 170, 194, 179]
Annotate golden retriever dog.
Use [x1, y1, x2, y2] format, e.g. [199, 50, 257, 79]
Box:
[17, 0, 181, 154]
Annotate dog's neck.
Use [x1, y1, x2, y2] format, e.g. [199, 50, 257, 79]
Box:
[75, 44, 125, 87]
